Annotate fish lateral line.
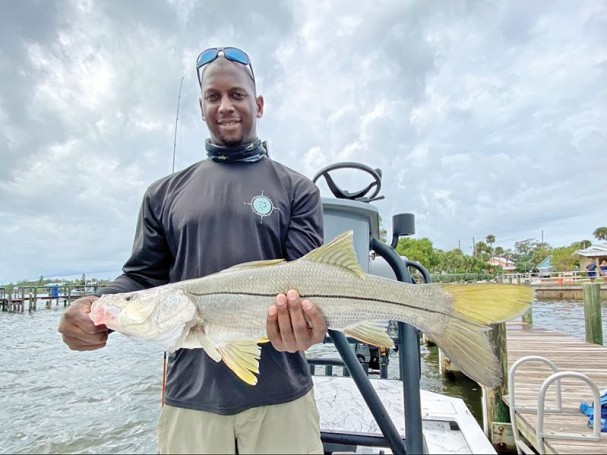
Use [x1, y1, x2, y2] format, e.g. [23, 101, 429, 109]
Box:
[187, 290, 459, 320]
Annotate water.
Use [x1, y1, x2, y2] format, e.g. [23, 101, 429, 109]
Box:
[1, 307, 161, 454]
[1, 300, 606, 454]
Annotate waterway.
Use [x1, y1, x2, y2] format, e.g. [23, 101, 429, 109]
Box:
[1, 299, 605, 454]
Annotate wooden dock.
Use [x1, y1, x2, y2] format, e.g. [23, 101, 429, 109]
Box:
[533, 284, 607, 300]
[0, 285, 100, 312]
[504, 322, 607, 454]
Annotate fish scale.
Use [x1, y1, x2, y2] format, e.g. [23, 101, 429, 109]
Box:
[199, 269, 449, 340]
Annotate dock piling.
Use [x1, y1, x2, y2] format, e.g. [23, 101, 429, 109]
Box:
[485, 322, 513, 450]
[583, 283, 603, 345]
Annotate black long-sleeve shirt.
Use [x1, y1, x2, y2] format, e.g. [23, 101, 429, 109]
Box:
[100, 155, 324, 414]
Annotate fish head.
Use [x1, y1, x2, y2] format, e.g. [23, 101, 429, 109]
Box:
[90, 287, 198, 344]
[90, 288, 158, 329]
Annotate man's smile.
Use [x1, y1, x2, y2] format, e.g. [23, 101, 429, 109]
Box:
[218, 119, 240, 126]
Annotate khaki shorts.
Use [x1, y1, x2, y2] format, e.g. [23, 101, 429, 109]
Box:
[157, 389, 323, 454]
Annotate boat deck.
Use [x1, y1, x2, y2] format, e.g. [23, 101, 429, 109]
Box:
[313, 376, 495, 454]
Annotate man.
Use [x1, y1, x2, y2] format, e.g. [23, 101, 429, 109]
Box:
[58, 47, 327, 454]
[586, 261, 597, 281]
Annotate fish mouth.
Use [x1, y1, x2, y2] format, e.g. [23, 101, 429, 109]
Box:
[89, 302, 108, 326]
[90, 303, 119, 327]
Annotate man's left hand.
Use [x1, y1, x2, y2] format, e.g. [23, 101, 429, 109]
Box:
[267, 290, 327, 352]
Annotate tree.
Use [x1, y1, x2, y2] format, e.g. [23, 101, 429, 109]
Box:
[465, 255, 491, 273]
[395, 237, 440, 270]
[512, 239, 539, 273]
[531, 242, 552, 269]
[551, 245, 579, 271]
[593, 227, 607, 241]
[474, 240, 492, 261]
[485, 234, 495, 250]
[435, 248, 467, 273]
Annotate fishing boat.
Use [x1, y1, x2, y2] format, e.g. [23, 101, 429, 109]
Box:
[308, 162, 496, 454]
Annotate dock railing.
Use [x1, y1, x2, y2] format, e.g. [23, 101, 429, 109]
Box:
[504, 270, 607, 285]
[431, 270, 606, 285]
[1, 284, 100, 312]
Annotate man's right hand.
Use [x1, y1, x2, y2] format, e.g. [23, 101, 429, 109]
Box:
[58, 296, 109, 351]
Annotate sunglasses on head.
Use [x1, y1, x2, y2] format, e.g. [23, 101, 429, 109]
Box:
[196, 47, 255, 85]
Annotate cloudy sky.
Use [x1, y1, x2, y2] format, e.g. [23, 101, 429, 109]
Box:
[1, 0, 606, 284]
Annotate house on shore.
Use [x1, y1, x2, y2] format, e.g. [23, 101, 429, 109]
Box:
[536, 255, 553, 277]
[574, 243, 607, 269]
[488, 256, 516, 272]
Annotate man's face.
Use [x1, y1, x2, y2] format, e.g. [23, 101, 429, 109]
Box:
[199, 59, 264, 146]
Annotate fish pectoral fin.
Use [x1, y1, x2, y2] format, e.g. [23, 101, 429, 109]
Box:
[216, 340, 264, 386]
[302, 231, 365, 279]
[223, 258, 285, 272]
[343, 321, 395, 349]
[182, 327, 222, 362]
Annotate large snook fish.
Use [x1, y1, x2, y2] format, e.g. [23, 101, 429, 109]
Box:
[90, 230, 531, 387]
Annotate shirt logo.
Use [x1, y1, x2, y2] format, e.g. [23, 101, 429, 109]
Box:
[245, 190, 279, 223]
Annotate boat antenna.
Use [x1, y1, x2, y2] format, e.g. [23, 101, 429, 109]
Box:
[164, 75, 184, 400]
[172, 76, 184, 173]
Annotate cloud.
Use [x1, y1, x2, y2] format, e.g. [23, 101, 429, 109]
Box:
[0, 0, 606, 283]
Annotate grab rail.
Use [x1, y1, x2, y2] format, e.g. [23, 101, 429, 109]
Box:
[536, 371, 602, 453]
[508, 355, 603, 454]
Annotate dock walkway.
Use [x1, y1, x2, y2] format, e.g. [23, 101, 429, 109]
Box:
[504, 322, 607, 454]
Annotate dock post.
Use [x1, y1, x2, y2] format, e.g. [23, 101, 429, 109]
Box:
[583, 283, 603, 345]
[20, 288, 25, 313]
[33, 288, 37, 311]
[522, 305, 533, 324]
[484, 322, 514, 450]
[28, 293, 33, 312]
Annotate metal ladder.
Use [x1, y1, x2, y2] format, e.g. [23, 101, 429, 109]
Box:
[508, 355, 603, 454]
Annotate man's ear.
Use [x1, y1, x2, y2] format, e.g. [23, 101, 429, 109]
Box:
[199, 98, 206, 122]
[256, 95, 264, 119]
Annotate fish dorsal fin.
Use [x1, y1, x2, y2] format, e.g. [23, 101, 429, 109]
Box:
[302, 230, 365, 278]
[224, 258, 285, 272]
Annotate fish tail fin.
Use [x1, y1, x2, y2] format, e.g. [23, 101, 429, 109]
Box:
[428, 284, 532, 387]
[443, 283, 532, 325]
[429, 318, 501, 387]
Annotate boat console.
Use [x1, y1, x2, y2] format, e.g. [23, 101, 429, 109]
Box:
[308, 162, 495, 454]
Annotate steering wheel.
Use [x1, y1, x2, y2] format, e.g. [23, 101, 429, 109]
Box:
[402, 260, 432, 284]
[312, 162, 384, 202]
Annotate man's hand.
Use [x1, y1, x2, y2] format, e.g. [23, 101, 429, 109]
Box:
[58, 296, 109, 351]
[266, 289, 328, 352]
